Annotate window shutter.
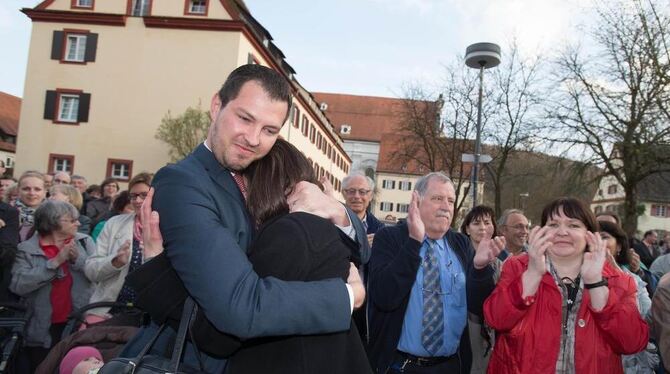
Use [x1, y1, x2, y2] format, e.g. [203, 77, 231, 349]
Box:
[51, 31, 64, 60]
[85, 33, 98, 62]
[44, 90, 57, 120]
[78, 93, 91, 122]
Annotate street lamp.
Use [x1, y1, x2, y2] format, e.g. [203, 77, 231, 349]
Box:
[465, 42, 500, 208]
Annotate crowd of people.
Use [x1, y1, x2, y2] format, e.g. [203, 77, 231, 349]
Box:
[0, 64, 668, 374]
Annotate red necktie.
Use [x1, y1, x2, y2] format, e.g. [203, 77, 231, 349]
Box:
[231, 173, 247, 200]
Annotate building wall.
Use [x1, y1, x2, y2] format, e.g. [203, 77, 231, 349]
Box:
[16, 1, 351, 189]
[638, 202, 670, 234]
[343, 139, 379, 174]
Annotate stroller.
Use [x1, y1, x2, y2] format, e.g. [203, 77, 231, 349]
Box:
[35, 301, 144, 374]
[0, 302, 27, 374]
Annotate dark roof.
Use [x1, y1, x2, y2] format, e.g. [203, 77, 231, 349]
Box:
[639, 171, 670, 202]
[0, 92, 20, 136]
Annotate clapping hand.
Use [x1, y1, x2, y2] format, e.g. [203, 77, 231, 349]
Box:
[526, 226, 553, 278]
[111, 240, 131, 268]
[627, 248, 641, 273]
[407, 191, 424, 242]
[140, 187, 164, 260]
[473, 236, 505, 269]
[581, 232, 607, 284]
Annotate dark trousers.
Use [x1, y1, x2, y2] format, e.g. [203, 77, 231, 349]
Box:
[18, 323, 66, 373]
[387, 352, 461, 374]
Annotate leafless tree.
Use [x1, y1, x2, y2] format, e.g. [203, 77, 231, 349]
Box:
[550, 0, 670, 235]
[484, 41, 544, 217]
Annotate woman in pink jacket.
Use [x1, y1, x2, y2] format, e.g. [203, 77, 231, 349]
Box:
[484, 197, 648, 373]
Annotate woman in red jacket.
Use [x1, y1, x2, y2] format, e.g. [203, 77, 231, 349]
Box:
[484, 197, 648, 373]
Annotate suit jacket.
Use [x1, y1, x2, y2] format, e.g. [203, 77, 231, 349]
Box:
[366, 211, 385, 235]
[367, 224, 495, 374]
[227, 212, 371, 373]
[123, 144, 358, 370]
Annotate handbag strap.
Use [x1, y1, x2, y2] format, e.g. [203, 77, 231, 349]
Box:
[169, 296, 197, 371]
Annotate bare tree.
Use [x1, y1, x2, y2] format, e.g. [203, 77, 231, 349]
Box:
[392, 62, 483, 224]
[156, 104, 210, 162]
[550, 0, 670, 235]
[484, 41, 544, 217]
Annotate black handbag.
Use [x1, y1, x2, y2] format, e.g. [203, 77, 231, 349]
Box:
[98, 297, 206, 374]
[126, 252, 241, 357]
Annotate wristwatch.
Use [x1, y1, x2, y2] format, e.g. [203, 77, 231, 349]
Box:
[584, 278, 608, 289]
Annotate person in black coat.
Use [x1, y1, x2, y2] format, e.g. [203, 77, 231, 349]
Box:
[225, 139, 371, 374]
[0, 201, 18, 302]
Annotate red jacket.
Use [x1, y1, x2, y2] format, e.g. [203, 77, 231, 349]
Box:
[484, 255, 648, 374]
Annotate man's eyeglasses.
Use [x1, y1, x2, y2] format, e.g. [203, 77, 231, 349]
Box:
[504, 224, 530, 231]
[343, 188, 371, 196]
[129, 192, 149, 201]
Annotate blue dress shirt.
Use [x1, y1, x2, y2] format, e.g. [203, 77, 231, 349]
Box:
[397, 237, 467, 357]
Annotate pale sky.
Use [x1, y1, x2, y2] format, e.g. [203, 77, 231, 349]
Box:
[1, 0, 596, 98]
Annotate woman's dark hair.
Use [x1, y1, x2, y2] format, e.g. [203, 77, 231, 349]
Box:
[598, 220, 629, 266]
[100, 177, 119, 191]
[460, 205, 497, 238]
[540, 197, 599, 233]
[246, 138, 320, 226]
[111, 191, 130, 213]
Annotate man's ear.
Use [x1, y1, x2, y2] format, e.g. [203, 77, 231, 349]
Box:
[210, 92, 222, 122]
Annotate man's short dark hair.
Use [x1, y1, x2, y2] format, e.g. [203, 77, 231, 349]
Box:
[644, 230, 656, 238]
[218, 64, 292, 123]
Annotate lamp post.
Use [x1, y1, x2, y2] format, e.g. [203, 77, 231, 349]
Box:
[465, 42, 500, 208]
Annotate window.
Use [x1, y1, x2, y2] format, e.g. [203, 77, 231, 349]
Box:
[44, 90, 91, 124]
[399, 181, 412, 191]
[380, 202, 394, 212]
[185, 0, 208, 15]
[397, 204, 409, 213]
[382, 179, 396, 189]
[316, 133, 322, 149]
[301, 115, 308, 136]
[309, 124, 316, 143]
[65, 34, 87, 62]
[594, 206, 603, 214]
[651, 204, 669, 218]
[292, 107, 300, 128]
[48, 154, 75, 174]
[51, 30, 98, 64]
[106, 159, 133, 181]
[607, 184, 618, 194]
[606, 204, 618, 213]
[71, 0, 94, 9]
[129, 0, 151, 16]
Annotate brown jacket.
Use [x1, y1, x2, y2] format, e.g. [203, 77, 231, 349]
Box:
[652, 273, 670, 372]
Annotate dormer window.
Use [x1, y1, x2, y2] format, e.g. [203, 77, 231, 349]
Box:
[72, 0, 93, 9]
[185, 0, 208, 15]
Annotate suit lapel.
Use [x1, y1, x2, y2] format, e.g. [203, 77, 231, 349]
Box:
[192, 144, 253, 235]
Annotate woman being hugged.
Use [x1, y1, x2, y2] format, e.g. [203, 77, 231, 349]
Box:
[484, 197, 648, 373]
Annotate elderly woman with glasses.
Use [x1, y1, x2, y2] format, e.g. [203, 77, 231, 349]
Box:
[9, 200, 94, 372]
[49, 184, 92, 234]
[484, 197, 648, 373]
[84, 172, 152, 319]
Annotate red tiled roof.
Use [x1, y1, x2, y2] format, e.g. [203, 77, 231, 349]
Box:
[312, 92, 414, 142]
[0, 92, 20, 136]
[377, 133, 475, 178]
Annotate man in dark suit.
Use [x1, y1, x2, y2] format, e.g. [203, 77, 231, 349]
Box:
[367, 172, 502, 373]
[122, 65, 367, 372]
